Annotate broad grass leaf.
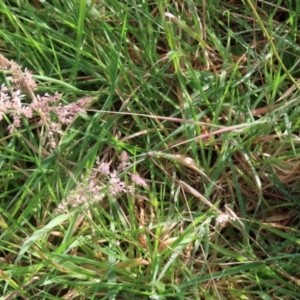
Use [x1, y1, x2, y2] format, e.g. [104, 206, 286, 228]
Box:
[15, 213, 72, 265]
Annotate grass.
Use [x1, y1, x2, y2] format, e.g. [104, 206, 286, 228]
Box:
[0, 0, 300, 299]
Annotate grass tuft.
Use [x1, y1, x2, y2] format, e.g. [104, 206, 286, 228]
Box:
[0, 0, 300, 299]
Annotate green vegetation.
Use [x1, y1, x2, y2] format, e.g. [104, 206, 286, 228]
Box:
[0, 0, 300, 299]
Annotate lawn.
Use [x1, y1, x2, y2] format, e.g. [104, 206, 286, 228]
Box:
[0, 0, 300, 299]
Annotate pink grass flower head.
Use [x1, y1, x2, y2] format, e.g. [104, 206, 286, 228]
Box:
[108, 170, 128, 196]
[118, 151, 129, 171]
[131, 173, 149, 189]
[96, 162, 111, 176]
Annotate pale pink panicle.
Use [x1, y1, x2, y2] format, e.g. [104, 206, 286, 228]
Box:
[109, 173, 128, 196]
[12, 115, 21, 128]
[11, 90, 24, 110]
[118, 151, 129, 171]
[76, 96, 93, 108]
[21, 106, 33, 119]
[56, 153, 148, 213]
[7, 124, 15, 134]
[23, 68, 38, 91]
[131, 173, 149, 189]
[120, 151, 129, 162]
[52, 102, 85, 125]
[97, 162, 111, 176]
[0, 54, 90, 148]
